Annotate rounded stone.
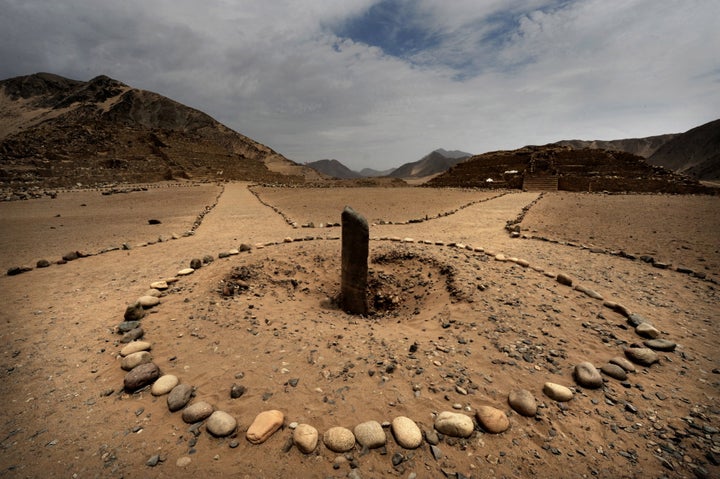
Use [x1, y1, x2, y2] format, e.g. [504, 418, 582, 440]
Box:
[433, 411, 474, 438]
[624, 347, 659, 366]
[182, 401, 214, 423]
[636, 323, 660, 339]
[475, 406, 510, 434]
[176, 456, 191, 467]
[556, 273, 573, 286]
[206, 411, 237, 437]
[322, 427, 356, 452]
[246, 410, 284, 444]
[120, 351, 152, 371]
[150, 280, 168, 290]
[643, 339, 677, 352]
[123, 302, 145, 321]
[167, 384, 193, 412]
[143, 288, 162, 298]
[120, 341, 151, 357]
[138, 295, 160, 308]
[609, 356, 636, 373]
[600, 363, 628, 381]
[391, 416, 423, 449]
[573, 362, 603, 389]
[151, 374, 179, 396]
[353, 420, 386, 449]
[123, 362, 159, 391]
[543, 382, 574, 402]
[293, 424, 319, 453]
[189, 258, 202, 269]
[508, 389, 537, 417]
[177, 268, 195, 276]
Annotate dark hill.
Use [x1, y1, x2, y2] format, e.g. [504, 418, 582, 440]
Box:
[0, 73, 322, 191]
[647, 119, 720, 181]
[555, 134, 677, 159]
[427, 145, 710, 193]
[306, 159, 360, 179]
[389, 149, 471, 179]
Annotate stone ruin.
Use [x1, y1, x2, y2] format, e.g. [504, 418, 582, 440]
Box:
[340, 206, 369, 315]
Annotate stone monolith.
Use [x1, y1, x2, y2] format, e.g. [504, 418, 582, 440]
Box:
[341, 206, 368, 315]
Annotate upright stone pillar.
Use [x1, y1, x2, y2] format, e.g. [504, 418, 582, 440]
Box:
[341, 206, 369, 315]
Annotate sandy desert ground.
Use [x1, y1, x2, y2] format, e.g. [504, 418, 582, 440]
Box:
[0, 183, 718, 479]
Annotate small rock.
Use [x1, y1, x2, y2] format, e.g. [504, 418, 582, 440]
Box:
[475, 405, 509, 434]
[146, 454, 161, 467]
[148, 219, 162, 225]
[293, 423, 319, 453]
[573, 362, 603, 389]
[120, 341, 151, 357]
[177, 268, 195, 276]
[627, 313, 648, 328]
[391, 416, 423, 449]
[117, 321, 140, 333]
[392, 452, 404, 466]
[120, 351, 152, 371]
[246, 410, 284, 444]
[62, 251, 80, 261]
[353, 421, 386, 449]
[176, 456, 191, 467]
[189, 258, 202, 269]
[433, 411, 474, 438]
[36, 259, 51, 268]
[230, 384, 246, 398]
[556, 273, 573, 286]
[137, 295, 160, 308]
[151, 375, 179, 396]
[150, 281, 169, 290]
[624, 347, 659, 366]
[167, 384, 193, 412]
[120, 327, 144, 343]
[430, 444, 443, 460]
[182, 401, 214, 423]
[609, 356, 636, 373]
[206, 411, 237, 437]
[636, 323, 660, 339]
[123, 362, 160, 391]
[323, 427, 356, 452]
[643, 339, 677, 352]
[508, 389, 537, 417]
[123, 302, 145, 321]
[600, 363, 628, 381]
[543, 382, 573, 402]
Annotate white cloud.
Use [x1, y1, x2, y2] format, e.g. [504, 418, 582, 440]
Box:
[0, 0, 718, 171]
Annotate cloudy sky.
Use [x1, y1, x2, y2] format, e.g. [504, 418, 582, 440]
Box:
[1, 0, 719, 171]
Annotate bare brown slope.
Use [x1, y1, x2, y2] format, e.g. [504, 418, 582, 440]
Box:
[647, 118, 720, 180]
[0, 73, 322, 190]
[555, 133, 677, 158]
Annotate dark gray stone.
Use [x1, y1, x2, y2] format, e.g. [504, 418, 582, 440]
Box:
[123, 362, 160, 391]
[189, 258, 202, 269]
[643, 339, 677, 352]
[124, 302, 146, 321]
[167, 384, 193, 412]
[341, 206, 369, 315]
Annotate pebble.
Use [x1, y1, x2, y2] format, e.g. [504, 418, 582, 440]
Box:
[323, 427, 356, 452]
[176, 456, 192, 467]
[151, 374, 179, 396]
[556, 273, 573, 286]
[36, 259, 51, 268]
[433, 411, 474, 438]
[120, 351, 152, 371]
[123, 302, 145, 321]
[137, 295, 160, 308]
[609, 356, 636, 373]
[182, 401, 214, 423]
[643, 339, 677, 352]
[508, 389, 537, 417]
[230, 384, 246, 398]
[293, 423, 319, 453]
[189, 258, 202, 269]
[143, 288, 162, 297]
[494, 254, 507, 261]
[123, 362, 159, 391]
[177, 268, 195, 276]
[117, 321, 140, 333]
[543, 382, 574, 402]
[391, 416, 423, 449]
[627, 313, 648, 328]
[120, 327, 144, 343]
[353, 420, 386, 449]
[206, 411, 237, 437]
[246, 410, 284, 444]
[600, 363, 628, 381]
[624, 347, 659, 366]
[636, 323, 660, 339]
[150, 280, 168, 290]
[120, 341, 151, 357]
[167, 384, 193, 412]
[573, 362, 603, 389]
[475, 405, 510, 434]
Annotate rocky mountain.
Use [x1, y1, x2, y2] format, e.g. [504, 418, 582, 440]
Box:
[554, 134, 677, 159]
[389, 149, 472, 179]
[358, 167, 397, 177]
[305, 159, 360, 179]
[647, 119, 720, 180]
[427, 144, 710, 194]
[0, 72, 322, 190]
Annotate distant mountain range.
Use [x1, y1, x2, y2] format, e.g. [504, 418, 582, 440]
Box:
[306, 148, 472, 180]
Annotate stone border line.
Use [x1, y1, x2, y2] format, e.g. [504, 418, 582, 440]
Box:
[247, 185, 511, 229]
[5, 184, 225, 277]
[111, 235, 688, 474]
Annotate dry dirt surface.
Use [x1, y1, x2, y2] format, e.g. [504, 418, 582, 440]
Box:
[0, 183, 718, 479]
